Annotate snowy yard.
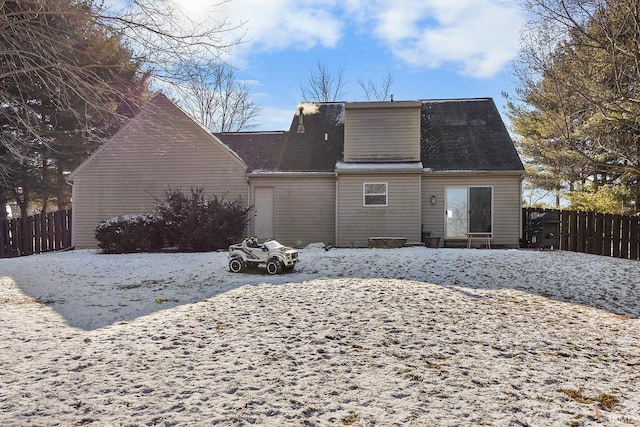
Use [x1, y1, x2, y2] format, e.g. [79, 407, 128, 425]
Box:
[1, 246, 639, 426]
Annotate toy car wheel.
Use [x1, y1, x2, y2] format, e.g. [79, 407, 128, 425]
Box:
[229, 257, 244, 273]
[266, 258, 282, 275]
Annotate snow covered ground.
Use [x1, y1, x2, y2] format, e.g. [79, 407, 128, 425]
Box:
[1, 246, 639, 426]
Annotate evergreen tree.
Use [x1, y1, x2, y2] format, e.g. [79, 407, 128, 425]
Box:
[511, 0, 640, 212]
[1, 0, 149, 214]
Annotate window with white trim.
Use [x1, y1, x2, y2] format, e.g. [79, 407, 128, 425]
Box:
[363, 182, 388, 206]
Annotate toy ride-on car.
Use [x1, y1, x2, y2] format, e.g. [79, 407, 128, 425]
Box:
[228, 237, 299, 275]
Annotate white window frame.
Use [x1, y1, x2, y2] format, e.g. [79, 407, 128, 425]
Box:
[363, 182, 388, 207]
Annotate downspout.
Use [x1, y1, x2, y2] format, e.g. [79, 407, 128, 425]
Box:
[65, 176, 76, 248]
[519, 172, 525, 248]
[247, 176, 252, 238]
[418, 173, 422, 243]
[335, 172, 339, 247]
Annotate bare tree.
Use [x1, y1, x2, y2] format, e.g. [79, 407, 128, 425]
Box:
[358, 71, 394, 101]
[175, 63, 261, 132]
[96, 0, 243, 85]
[1, 0, 241, 179]
[300, 61, 347, 102]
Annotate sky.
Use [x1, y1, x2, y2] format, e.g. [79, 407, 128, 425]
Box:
[175, 0, 527, 131]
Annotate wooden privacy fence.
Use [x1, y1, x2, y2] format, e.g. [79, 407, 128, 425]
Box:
[0, 209, 72, 258]
[522, 208, 640, 260]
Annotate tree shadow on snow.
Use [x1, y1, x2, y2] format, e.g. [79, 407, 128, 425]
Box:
[3, 247, 639, 331]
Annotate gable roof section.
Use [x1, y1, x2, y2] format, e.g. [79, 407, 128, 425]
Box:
[420, 98, 524, 171]
[68, 93, 247, 181]
[70, 96, 523, 179]
[214, 131, 286, 172]
[259, 98, 522, 173]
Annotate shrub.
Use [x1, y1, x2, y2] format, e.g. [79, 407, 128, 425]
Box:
[95, 214, 164, 254]
[155, 187, 251, 251]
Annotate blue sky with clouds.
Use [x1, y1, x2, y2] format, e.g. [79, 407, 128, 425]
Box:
[176, 0, 527, 131]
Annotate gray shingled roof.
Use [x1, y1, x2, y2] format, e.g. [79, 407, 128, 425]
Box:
[213, 131, 286, 172]
[216, 98, 523, 173]
[276, 103, 344, 172]
[420, 99, 524, 171]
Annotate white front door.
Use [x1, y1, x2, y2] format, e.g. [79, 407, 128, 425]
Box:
[254, 187, 274, 240]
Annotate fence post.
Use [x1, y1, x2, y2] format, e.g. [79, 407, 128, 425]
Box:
[54, 211, 63, 250]
[559, 210, 568, 250]
[567, 211, 576, 252]
[64, 209, 72, 248]
[46, 211, 54, 250]
[0, 219, 7, 258]
[576, 211, 586, 253]
[9, 219, 18, 256]
[33, 214, 41, 253]
[621, 215, 630, 260]
[612, 215, 622, 258]
[521, 207, 530, 247]
[594, 213, 604, 256]
[24, 215, 35, 255]
[603, 214, 613, 257]
[631, 217, 640, 261]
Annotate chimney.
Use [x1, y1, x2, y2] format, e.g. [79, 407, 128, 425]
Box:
[296, 106, 305, 133]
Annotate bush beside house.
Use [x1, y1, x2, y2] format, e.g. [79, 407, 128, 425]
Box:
[95, 188, 252, 253]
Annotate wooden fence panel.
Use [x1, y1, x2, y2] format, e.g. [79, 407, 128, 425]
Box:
[585, 212, 593, 254]
[0, 209, 72, 258]
[0, 219, 9, 258]
[612, 215, 621, 258]
[621, 215, 630, 259]
[631, 218, 639, 260]
[25, 216, 31, 254]
[34, 214, 41, 253]
[39, 213, 47, 252]
[569, 211, 578, 252]
[64, 209, 72, 248]
[51, 212, 59, 250]
[576, 211, 586, 253]
[522, 208, 640, 261]
[560, 210, 570, 251]
[602, 214, 612, 257]
[594, 213, 604, 256]
[13, 219, 21, 256]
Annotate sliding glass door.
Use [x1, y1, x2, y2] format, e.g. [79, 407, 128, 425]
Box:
[445, 187, 493, 238]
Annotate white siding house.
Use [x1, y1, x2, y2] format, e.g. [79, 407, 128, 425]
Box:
[69, 95, 525, 249]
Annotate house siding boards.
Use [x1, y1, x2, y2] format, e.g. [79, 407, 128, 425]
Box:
[69, 94, 248, 248]
[421, 173, 523, 248]
[69, 95, 525, 250]
[248, 175, 335, 248]
[344, 102, 421, 162]
[337, 173, 421, 247]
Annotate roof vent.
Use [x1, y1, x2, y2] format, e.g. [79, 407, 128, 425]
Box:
[297, 106, 305, 133]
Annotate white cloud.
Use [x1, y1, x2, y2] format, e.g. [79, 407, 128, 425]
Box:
[349, 0, 525, 78]
[157, 0, 524, 79]
[216, 0, 344, 60]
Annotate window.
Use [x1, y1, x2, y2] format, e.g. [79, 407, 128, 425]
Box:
[445, 187, 492, 238]
[364, 182, 388, 206]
